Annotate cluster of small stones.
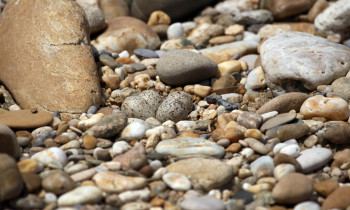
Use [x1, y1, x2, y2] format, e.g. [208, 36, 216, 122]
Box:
[1, 0, 350, 210]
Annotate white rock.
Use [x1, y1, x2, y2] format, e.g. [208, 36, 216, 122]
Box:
[118, 188, 150, 203]
[294, 201, 321, 210]
[145, 126, 165, 137]
[119, 50, 130, 58]
[250, 156, 274, 175]
[273, 163, 295, 180]
[261, 111, 278, 122]
[273, 139, 298, 154]
[149, 160, 162, 171]
[167, 22, 184, 39]
[163, 172, 192, 191]
[120, 121, 150, 140]
[182, 21, 197, 34]
[78, 113, 104, 130]
[155, 137, 225, 158]
[279, 144, 300, 158]
[32, 147, 68, 167]
[296, 147, 333, 173]
[241, 147, 254, 158]
[32, 126, 53, 139]
[58, 186, 102, 206]
[152, 167, 167, 179]
[110, 141, 131, 157]
[176, 121, 197, 132]
[245, 66, 266, 90]
[315, 0, 350, 34]
[45, 192, 57, 204]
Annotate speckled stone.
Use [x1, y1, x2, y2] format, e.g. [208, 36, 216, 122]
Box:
[156, 91, 193, 122]
[156, 50, 218, 86]
[85, 112, 128, 138]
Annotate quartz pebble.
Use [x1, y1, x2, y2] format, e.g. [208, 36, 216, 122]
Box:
[31, 147, 68, 167]
[162, 172, 191, 191]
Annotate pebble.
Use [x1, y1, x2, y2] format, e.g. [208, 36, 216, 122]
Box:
[110, 141, 131, 157]
[260, 112, 296, 132]
[0, 110, 53, 129]
[0, 154, 23, 202]
[218, 60, 242, 76]
[187, 23, 224, 46]
[273, 163, 296, 180]
[180, 196, 226, 210]
[217, 99, 238, 111]
[250, 156, 274, 176]
[266, 123, 310, 142]
[274, 141, 301, 158]
[237, 111, 263, 129]
[272, 173, 313, 205]
[256, 92, 309, 114]
[58, 186, 103, 206]
[42, 170, 75, 195]
[156, 91, 193, 122]
[134, 49, 159, 59]
[77, 1, 106, 34]
[21, 172, 41, 192]
[166, 158, 233, 191]
[93, 171, 147, 193]
[31, 147, 68, 167]
[0, 122, 20, 158]
[323, 121, 350, 144]
[244, 138, 269, 155]
[300, 95, 349, 120]
[322, 186, 350, 210]
[314, 179, 339, 197]
[155, 137, 225, 158]
[162, 172, 191, 191]
[245, 66, 266, 90]
[296, 147, 333, 173]
[260, 0, 318, 19]
[261, 32, 350, 95]
[294, 201, 321, 210]
[85, 112, 128, 138]
[147, 10, 171, 26]
[156, 50, 217, 86]
[167, 22, 184, 39]
[11, 194, 45, 210]
[113, 144, 147, 170]
[120, 121, 150, 140]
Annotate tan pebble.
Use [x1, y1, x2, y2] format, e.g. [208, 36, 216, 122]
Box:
[178, 132, 200, 138]
[201, 109, 217, 120]
[83, 135, 97, 150]
[209, 35, 235, 45]
[119, 80, 130, 88]
[245, 129, 262, 139]
[101, 66, 120, 90]
[217, 112, 240, 129]
[211, 127, 245, 143]
[133, 74, 154, 90]
[147, 10, 171, 26]
[226, 143, 241, 153]
[17, 159, 40, 173]
[183, 85, 194, 94]
[249, 183, 272, 194]
[207, 104, 217, 110]
[225, 24, 244, 36]
[53, 135, 72, 145]
[193, 84, 212, 98]
[300, 95, 349, 120]
[257, 177, 277, 186]
[314, 179, 339, 197]
[240, 60, 248, 71]
[81, 180, 96, 186]
[116, 57, 134, 64]
[238, 168, 252, 179]
[150, 197, 165, 207]
[218, 60, 241, 77]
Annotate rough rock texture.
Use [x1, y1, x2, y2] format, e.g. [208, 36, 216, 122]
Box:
[260, 32, 350, 95]
[0, 0, 101, 114]
[315, 0, 350, 35]
[92, 16, 160, 53]
[131, 0, 216, 22]
[156, 50, 218, 86]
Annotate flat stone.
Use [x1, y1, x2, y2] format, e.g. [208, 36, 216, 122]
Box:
[266, 123, 310, 141]
[0, 110, 53, 129]
[180, 196, 225, 210]
[85, 112, 128, 138]
[156, 50, 217, 86]
[58, 186, 102, 206]
[256, 92, 309, 114]
[155, 137, 225, 158]
[93, 171, 147, 193]
[0, 122, 20, 159]
[260, 112, 296, 132]
[260, 32, 350, 95]
[42, 171, 75, 195]
[166, 158, 233, 191]
[272, 173, 313, 205]
[0, 154, 23, 202]
[322, 186, 350, 210]
[300, 95, 349, 120]
[0, 0, 101, 114]
[296, 147, 332, 173]
[92, 16, 160, 53]
[274, 153, 302, 172]
[315, 0, 350, 35]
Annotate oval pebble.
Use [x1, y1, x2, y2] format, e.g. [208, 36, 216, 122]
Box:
[250, 156, 274, 176]
[58, 186, 102, 206]
[295, 201, 320, 210]
[273, 163, 296, 180]
[296, 147, 333, 173]
[162, 172, 191, 191]
[31, 147, 68, 167]
[180, 196, 225, 210]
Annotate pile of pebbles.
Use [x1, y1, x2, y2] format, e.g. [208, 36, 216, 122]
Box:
[1, 0, 350, 210]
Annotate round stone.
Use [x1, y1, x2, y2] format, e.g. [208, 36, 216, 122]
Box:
[120, 121, 150, 140]
[42, 171, 75, 195]
[0, 154, 23, 202]
[294, 201, 320, 210]
[272, 173, 313, 205]
[250, 156, 274, 176]
[166, 158, 233, 191]
[156, 50, 218, 86]
[31, 147, 68, 167]
[331, 77, 350, 99]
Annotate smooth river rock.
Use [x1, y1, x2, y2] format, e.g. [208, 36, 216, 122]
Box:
[58, 186, 102, 206]
[0, 0, 101, 114]
[296, 147, 333, 173]
[0, 154, 23, 202]
[156, 50, 218, 86]
[260, 32, 350, 95]
[155, 137, 225, 158]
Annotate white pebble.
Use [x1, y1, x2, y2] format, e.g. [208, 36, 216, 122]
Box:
[152, 167, 167, 179]
[294, 201, 320, 210]
[31, 147, 68, 167]
[110, 141, 131, 157]
[150, 160, 162, 171]
[241, 148, 254, 158]
[250, 156, 274, 175]
[119, 50, 130, 58]
[163, 172, 192, 191]
[45, 192, 57, 203]
[58, 186, 102, 206]
[176, 121, 197, 132]
[279, 144, 300, 158]
[273, 164, 295, 180]
[261, 111, 278, 122]
[118, 188, 150, 203]
[120, 121, 150, 140]
[167, 22, 184, 39]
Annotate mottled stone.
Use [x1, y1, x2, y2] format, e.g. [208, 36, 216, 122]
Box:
[260, 32, 350, 95]
[166, 158, 233, 191]
[113, 144, 147, 170]
[260, 112, 297, 132]
[85, 112, 128, 138]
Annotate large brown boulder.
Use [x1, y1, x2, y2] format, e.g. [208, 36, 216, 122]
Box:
[0, 0, 101, 114]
